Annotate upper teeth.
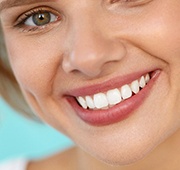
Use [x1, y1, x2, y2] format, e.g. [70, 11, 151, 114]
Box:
[76, 73, 150, 110]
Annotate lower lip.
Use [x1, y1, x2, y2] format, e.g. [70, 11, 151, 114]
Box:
[67, 71, 160, 126]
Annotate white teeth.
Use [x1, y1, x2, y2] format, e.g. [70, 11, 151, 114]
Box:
[107, 88, 122, 105]
[145, 73, 150, 83]
[130, 80, 139, 94]
[139, 76, 146, 88]
[76, 73, 151, 110]
[120, 85, 132, 100]
[85, 96, 95, 109]
[94, 93, 109, 109]
[77, 97, 87, 109]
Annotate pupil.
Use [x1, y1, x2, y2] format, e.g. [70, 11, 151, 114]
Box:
[39, 14, 45, 20]
[33, 12, 51, 26]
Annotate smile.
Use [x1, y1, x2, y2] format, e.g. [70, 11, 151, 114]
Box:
[76, 73, 150, 110]
[67, 70, 160, 126]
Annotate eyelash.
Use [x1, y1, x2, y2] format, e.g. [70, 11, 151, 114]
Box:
[109, 0, 151, 6]
[14, 7, 61, 33]
[110, 0, 130, 3]
[14, 0, 149, 33]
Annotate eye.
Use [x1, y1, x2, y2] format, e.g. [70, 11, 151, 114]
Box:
[15, 7, 62, 33]
[109, 0, 152, 6]
[25, 11, 57, 26]
[110, 0, 146, 3]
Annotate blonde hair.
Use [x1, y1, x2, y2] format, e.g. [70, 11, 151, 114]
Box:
[0, 23, 38, 120]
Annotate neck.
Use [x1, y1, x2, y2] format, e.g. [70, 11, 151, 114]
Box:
[77, 129, 180, 170]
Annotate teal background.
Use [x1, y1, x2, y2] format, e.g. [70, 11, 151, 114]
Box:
[0, 98, 73, 162]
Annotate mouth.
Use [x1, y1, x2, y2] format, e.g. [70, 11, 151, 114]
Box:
[76, 73, 150, 110]
[67, 70, 161, 126]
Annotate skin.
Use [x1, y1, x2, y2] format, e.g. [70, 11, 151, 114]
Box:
[1, 0, 180, 169]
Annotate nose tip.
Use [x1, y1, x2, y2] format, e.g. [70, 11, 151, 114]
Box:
[62, 40, 126, 77]
[62, 51, 105, 77]
[62, 20, 126, 77]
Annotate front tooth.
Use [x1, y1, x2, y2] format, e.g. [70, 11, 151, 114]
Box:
[85, 96, 95, 109]
[139, 76, 146, 88]
[77, 97, 87, 109]
[107, 88, 122, 105]
[145, 74, 150, 83]
[130, 80, 139, 94]
[94, 93, 109, 109]
[120, 85, 132, 100]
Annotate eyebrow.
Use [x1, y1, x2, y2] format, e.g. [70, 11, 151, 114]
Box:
[0, 0, 56, 11]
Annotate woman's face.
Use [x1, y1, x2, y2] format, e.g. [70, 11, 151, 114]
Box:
[1, 0, 180, 165]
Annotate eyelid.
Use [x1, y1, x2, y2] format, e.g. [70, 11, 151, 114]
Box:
[14, 6, 62, 27]
[108, 0, 153, 7]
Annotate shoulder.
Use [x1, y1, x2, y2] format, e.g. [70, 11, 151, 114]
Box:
[0, 158, 29, 170]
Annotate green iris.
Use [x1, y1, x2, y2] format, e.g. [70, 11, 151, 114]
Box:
[33, 12, 51, 26]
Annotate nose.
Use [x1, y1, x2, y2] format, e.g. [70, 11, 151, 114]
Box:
[62, 16, 126, 78]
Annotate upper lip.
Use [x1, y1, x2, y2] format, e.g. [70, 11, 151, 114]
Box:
[65, 69, 157, 97]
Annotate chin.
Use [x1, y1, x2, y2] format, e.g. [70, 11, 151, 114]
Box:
[92, 146, 152, 166]
[89, 128, 179, 167]
[81, 129, 173, 167]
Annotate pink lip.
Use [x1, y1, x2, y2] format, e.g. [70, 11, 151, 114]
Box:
[66, 69, 156, 97]
[66, 70, 161, 126]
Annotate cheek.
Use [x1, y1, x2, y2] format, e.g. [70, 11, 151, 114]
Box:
[142, 2, 180, 65]
[6, 36, 62, 97]
[116, 1, 180, 66]
[147, 5, 180, 86]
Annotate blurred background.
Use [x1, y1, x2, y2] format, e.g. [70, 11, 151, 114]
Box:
[0, 97, 73, 162]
